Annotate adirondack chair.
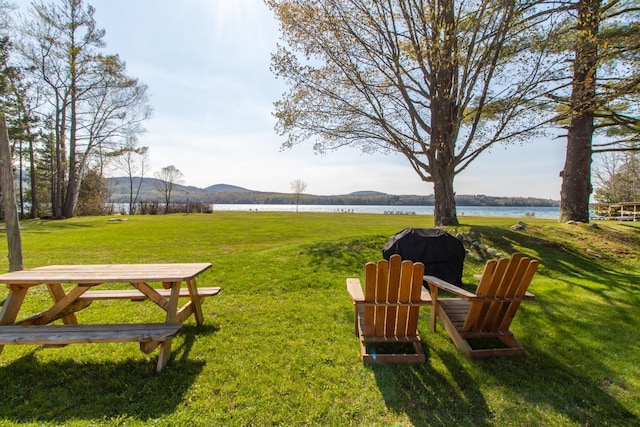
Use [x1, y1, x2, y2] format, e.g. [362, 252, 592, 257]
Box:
[424, 253, 538, 359]
[346, 254, 431, 364]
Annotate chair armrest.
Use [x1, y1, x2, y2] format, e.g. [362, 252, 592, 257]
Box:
[347, 278, 431, 304]
[420, 286, 432, 303]
[346, 278, 365, 302]
[423, 275, 477, 299]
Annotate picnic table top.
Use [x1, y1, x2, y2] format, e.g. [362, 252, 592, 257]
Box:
[0, 263, 212, 285]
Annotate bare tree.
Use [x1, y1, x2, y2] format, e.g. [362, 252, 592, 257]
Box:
[593, 152, 640, 203]
[154, 165, 184, 214]
[268, 0, 558, 226]
[110, 141, 149, 214]
[291, 178, 307, 212]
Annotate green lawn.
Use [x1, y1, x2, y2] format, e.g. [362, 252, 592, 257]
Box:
[0, 212, 638, 426]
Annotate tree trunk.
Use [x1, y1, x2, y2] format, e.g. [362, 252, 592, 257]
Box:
[560, 115, 593, 222]
[129, 174, 135, 215]
[0, 115, 23, 272]
[430, 97, 458, 226]
[53, 99, 67, 219]
[432, 165, 458, 226]
[28, 133, 37, 219]
[560, 0, 600, 223]
[62, 171, 80, 218]
[428, 0, 459, 227]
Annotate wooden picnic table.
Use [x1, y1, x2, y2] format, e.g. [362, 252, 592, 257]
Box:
[0, 263, 220, 372]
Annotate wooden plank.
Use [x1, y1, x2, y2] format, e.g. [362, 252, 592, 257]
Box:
[0, 263, 212, 285]
[346, 279, 364, 301]
[424, 275, 477, 298]
[46, 282, 79, 325]
[131, 282, 170, 309]
[16, 299, 92, 326]
[405, 261, 424, 338]
[186, 279, 204, 326]
[157, 283, 181, 373]
[385, 255, 402, 337]
[140, 340, 161, 354]
[0, 323, 183, 345]
[347, 278, 364, 336]
[176, 302, 195, 323]
[0, 285, 28, 325]
[362, 335, 422, 343]
[0, 284, 28, 355]
[395, 260, 413, 337]
[374, 260, 389, 336]
[23, 285, 93, 326]
[363, 263, 377, 336]
[79, 287, 221, 300]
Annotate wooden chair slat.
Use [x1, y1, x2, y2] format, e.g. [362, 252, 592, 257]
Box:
[405, 261, 424, 338]
[374, 260, 389, 337]
[395, 260, 414, 337]
[363, 262, 377, 337]
[385, 255, 402, 337]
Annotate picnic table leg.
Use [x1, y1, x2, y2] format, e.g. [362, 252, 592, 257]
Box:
[0, 285, 28, 355]
[157, 281, 181, 373]
[47, 283, 79, 324]
[0, 285, 28, 325]
[186, 278, 204, 326]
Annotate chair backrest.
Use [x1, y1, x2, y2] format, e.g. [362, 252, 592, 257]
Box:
[363, 254, 425, 338]
[463, 253, 538, 332]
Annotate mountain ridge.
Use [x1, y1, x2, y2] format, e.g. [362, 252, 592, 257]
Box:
[106, 177, 560, 207]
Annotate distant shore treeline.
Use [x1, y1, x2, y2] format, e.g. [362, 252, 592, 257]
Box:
[107, 177, 559, 207]
[182, 192, 559, 207]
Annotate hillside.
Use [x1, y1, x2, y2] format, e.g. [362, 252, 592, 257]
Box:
[106, 177, 559, 207]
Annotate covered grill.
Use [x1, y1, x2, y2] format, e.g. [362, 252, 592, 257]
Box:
[382, 228, 466, 286]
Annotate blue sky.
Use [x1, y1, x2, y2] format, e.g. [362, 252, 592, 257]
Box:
[86, 0, 566, 199]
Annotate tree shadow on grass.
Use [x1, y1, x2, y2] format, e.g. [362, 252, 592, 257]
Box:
[302, 235, 389, 271]
[0, 324, 218, 424]
[465, 224, 640, 307]
[21, 220, 98, 234]
[373, 346, 638, 426]
[479, 349, 639, 425]
[372, 347, 493, 426]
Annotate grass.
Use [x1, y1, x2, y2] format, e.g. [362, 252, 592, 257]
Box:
[0, 212, 638, 426]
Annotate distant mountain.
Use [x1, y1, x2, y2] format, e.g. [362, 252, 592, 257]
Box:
[107, 177, 213, 199]
[205, 184, 252, 193]
[349, 191, 386, 196]
[106, 177, 560, 207]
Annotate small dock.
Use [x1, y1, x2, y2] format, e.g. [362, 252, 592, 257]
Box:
[594, 202, 640, 221]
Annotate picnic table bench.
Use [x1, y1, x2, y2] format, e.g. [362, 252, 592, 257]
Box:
[0, 263, 218, 372]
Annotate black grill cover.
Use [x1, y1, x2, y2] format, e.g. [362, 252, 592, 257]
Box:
[382, 228, 465, 286]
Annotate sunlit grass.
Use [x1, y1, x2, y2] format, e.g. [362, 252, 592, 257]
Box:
[0, 212, 638, 426]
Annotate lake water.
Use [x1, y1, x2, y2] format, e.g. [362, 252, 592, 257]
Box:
[211, 204, 560, 218]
